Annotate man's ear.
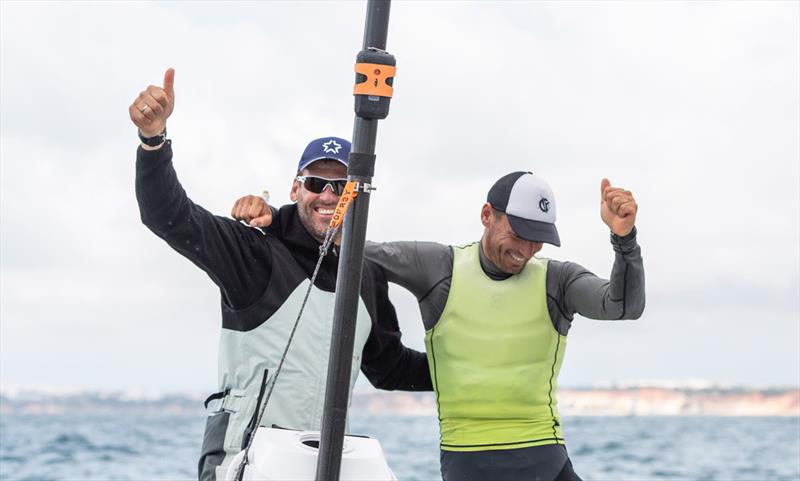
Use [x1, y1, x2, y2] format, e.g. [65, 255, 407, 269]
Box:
[480, 202, 493, 227]
[290, 180, 299, 202]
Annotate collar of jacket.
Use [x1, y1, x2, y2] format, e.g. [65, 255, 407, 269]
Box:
[266, 203, 340, 292]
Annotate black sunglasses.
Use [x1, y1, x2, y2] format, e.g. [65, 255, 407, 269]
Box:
[296, 175, 348, 195]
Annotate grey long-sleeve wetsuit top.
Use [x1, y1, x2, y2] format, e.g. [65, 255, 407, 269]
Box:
[365, 228, 645, 335]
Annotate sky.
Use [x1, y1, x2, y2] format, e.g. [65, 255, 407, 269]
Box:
[1, 1, 798, 394]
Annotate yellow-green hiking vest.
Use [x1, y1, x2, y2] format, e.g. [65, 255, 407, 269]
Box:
[425, 243, 567, 452]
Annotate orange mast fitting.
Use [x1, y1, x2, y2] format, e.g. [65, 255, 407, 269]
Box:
[353, 63, 396, 98]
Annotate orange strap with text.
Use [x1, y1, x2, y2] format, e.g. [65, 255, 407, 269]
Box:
[329, 181, 359, 228]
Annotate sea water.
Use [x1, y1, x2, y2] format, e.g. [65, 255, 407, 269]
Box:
[1, 413, 798, 481]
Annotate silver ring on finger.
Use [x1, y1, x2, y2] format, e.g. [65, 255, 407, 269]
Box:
[139, 104, 150, 113]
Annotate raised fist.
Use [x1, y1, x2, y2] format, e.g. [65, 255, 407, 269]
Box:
[600, 178, 638, 237]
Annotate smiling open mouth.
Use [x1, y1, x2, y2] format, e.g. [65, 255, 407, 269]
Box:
[508, 252, 525, 263]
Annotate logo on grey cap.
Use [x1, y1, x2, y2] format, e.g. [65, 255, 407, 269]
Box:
[539, 198, 550, 213]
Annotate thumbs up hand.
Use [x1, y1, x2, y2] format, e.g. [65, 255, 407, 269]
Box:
[600, 178, 638, 237]
[129, 68, 176, 138]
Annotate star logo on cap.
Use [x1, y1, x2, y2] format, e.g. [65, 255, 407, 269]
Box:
[322, 139, 342, 154]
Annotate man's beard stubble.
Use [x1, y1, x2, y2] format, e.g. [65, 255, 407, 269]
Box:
[297, 203, 342, 245]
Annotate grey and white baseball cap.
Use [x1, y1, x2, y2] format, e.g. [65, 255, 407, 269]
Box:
[487, 171, 561, 246]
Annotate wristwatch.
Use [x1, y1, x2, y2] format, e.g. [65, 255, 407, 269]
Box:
[138, 128, 167, 147]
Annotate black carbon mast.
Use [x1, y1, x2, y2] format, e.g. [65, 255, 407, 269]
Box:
[315, 1, 395, 480]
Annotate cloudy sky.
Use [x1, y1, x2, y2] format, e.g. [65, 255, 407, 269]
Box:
[1, 1, 798, 394]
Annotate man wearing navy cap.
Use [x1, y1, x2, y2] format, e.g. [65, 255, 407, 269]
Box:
[233, 136, 353, 243]
[234, 170, 645, 481]
[129, 69, 431, 481]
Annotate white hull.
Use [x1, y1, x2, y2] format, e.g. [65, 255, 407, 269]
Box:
[224, 427, 397, 481]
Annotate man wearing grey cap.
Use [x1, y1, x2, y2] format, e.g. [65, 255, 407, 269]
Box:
[234, 170, 645, 480]
[129, 69, 431, 481]
[365, 171, 645, 481]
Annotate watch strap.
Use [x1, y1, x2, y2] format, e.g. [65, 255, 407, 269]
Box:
[138, 128, 167, 146]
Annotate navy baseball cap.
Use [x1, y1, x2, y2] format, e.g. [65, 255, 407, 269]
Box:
[297, 136, 351, 172]
[487, 171, 561, 246]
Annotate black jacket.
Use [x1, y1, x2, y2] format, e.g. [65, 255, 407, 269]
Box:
[135, 141, 431, 391]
